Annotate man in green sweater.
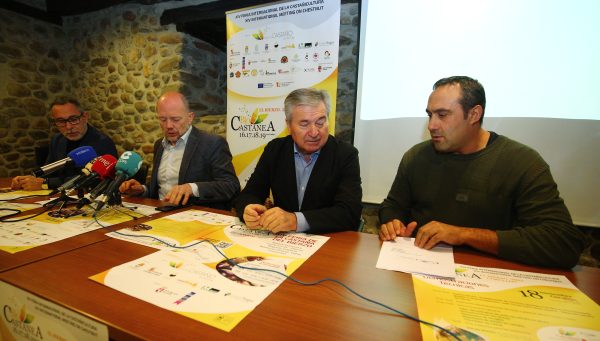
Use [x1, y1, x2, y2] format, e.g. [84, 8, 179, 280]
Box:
[378, 76, 585, 268]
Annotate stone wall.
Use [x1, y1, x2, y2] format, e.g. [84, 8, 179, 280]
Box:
[0, 9, 70, 176]
[335, 3, 359, 143]
[59, 2, 227, 166]
[0, 1, 359, 177]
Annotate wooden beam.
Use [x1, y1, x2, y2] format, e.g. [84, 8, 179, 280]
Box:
[0, 0, 62, 25]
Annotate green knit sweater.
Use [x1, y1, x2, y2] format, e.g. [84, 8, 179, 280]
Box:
[378, 135, 585, 268]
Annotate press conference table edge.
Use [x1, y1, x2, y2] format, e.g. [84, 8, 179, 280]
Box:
[1, 222, 598, 340]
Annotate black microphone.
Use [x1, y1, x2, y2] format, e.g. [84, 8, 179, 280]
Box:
[95, 151, 143, 211]
[66, 155, 117, 195]
[54, 158, 98, 194]
[32, 146, 97, 177]
[89, 179, 111, 201]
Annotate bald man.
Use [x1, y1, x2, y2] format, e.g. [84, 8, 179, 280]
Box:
[119, 91, 239, 208]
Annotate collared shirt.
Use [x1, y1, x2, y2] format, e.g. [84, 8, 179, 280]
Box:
[153, 126, 199, 199]
[293, 143, 320, 232]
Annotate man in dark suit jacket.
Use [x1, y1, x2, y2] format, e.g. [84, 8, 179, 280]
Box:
[233, 88, 362, 234]
[119, 91, 239, 208]
[11, 98, 117, 190]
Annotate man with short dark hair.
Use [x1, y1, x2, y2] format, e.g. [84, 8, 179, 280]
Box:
[378, 76, 586, 268]
[119, 91, 240, 208]
[233, 88, 363, 234]
[11, 98, 117, 190]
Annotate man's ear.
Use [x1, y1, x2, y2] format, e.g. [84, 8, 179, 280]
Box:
[468, 105, 483, 124]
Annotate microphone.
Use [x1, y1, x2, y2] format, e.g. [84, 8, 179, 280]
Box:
[55, 157, 98, 193]
[32, 146, 97, 177]
[95, 151, 143, 211]
[88, 178, 111, 201]
[66, 154, 117, 194]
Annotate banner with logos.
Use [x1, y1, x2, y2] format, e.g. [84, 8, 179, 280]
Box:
[226, 0, 341, 185]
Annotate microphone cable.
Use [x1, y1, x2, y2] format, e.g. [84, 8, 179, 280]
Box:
[92, 213, 461, 341]
[0, 194, 50, 202]
[0, 200, 59, 223]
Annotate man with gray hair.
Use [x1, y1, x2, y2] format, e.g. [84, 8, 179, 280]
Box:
[233, 88, 363, 234]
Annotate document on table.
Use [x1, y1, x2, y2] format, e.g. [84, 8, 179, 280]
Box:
[376, 237, 455, 278]
[0, 189, 52, 200]
[0, 204, 155, 253]
[413, 264, 600, 341]
[94, 209, 330, 332]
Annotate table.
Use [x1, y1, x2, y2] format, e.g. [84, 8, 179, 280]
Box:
[0, 177, 184, 272]
[1, 228, 598, 340]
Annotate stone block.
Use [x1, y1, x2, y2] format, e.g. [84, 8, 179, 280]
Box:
[158, 56, 180, 72]
[27, 130, 52, 141]
[47, 78, 63, 93]
[10, 69, 30, 82]
[141, 144, 154, 154]
[0, 43, 22, 58]
[106, 121, 120, 130]
[38, 58, 59, 75]
[7, 83, 31, 97]
[107, 96, 120, 109]
[91, 57, 109, 67]
[101, 111, 112, 121]
[134, 101, 148, 113]
[141, 121, 156, 132]
[158, 32, 182, 45]
[121, 93, 134, 104]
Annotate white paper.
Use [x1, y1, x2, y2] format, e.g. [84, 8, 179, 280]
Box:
[376, 237, 455, 278]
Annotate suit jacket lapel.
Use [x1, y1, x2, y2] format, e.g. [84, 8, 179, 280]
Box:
[303, 137, 333, 208]
[178, 127, 199, 184]
[149, 140, 165, 198]
[282, 137, 300, 210]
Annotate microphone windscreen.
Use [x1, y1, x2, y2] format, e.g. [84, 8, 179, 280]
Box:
[91, 155, 118, 180]
[68, 146, 97, 167]
[114, 151, 143, 178]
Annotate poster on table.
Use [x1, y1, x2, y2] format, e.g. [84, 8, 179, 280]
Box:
[0, 281, 108, 341]
[0, 189, 52, 201]
[0, 203, 155, 254]
[413, 264, 600, 341]
[93, 209, 329, 332]
[226, 0, 341, 186]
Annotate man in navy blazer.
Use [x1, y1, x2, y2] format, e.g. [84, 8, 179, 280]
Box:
[11, 98, 117, 190]
[233, 88, 362, 234]
[120, 91, 239, 208]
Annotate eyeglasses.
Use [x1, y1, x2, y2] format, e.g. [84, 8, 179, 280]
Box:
[52, 113, 83, 127]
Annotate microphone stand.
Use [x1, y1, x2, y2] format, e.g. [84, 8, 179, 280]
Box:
[102, 192, 143, 220]
[75, 187, 93, 209]
[44, 189, 79, 211]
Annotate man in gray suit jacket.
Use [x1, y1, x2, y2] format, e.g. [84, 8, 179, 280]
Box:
[119, 91, 239, 208]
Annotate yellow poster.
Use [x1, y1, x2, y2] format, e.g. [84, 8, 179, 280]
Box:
[413, 264, 600, 341]
[92, 209, 329, 332]
[226, 0, 341, 185]
[0, 203, 153, 253]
